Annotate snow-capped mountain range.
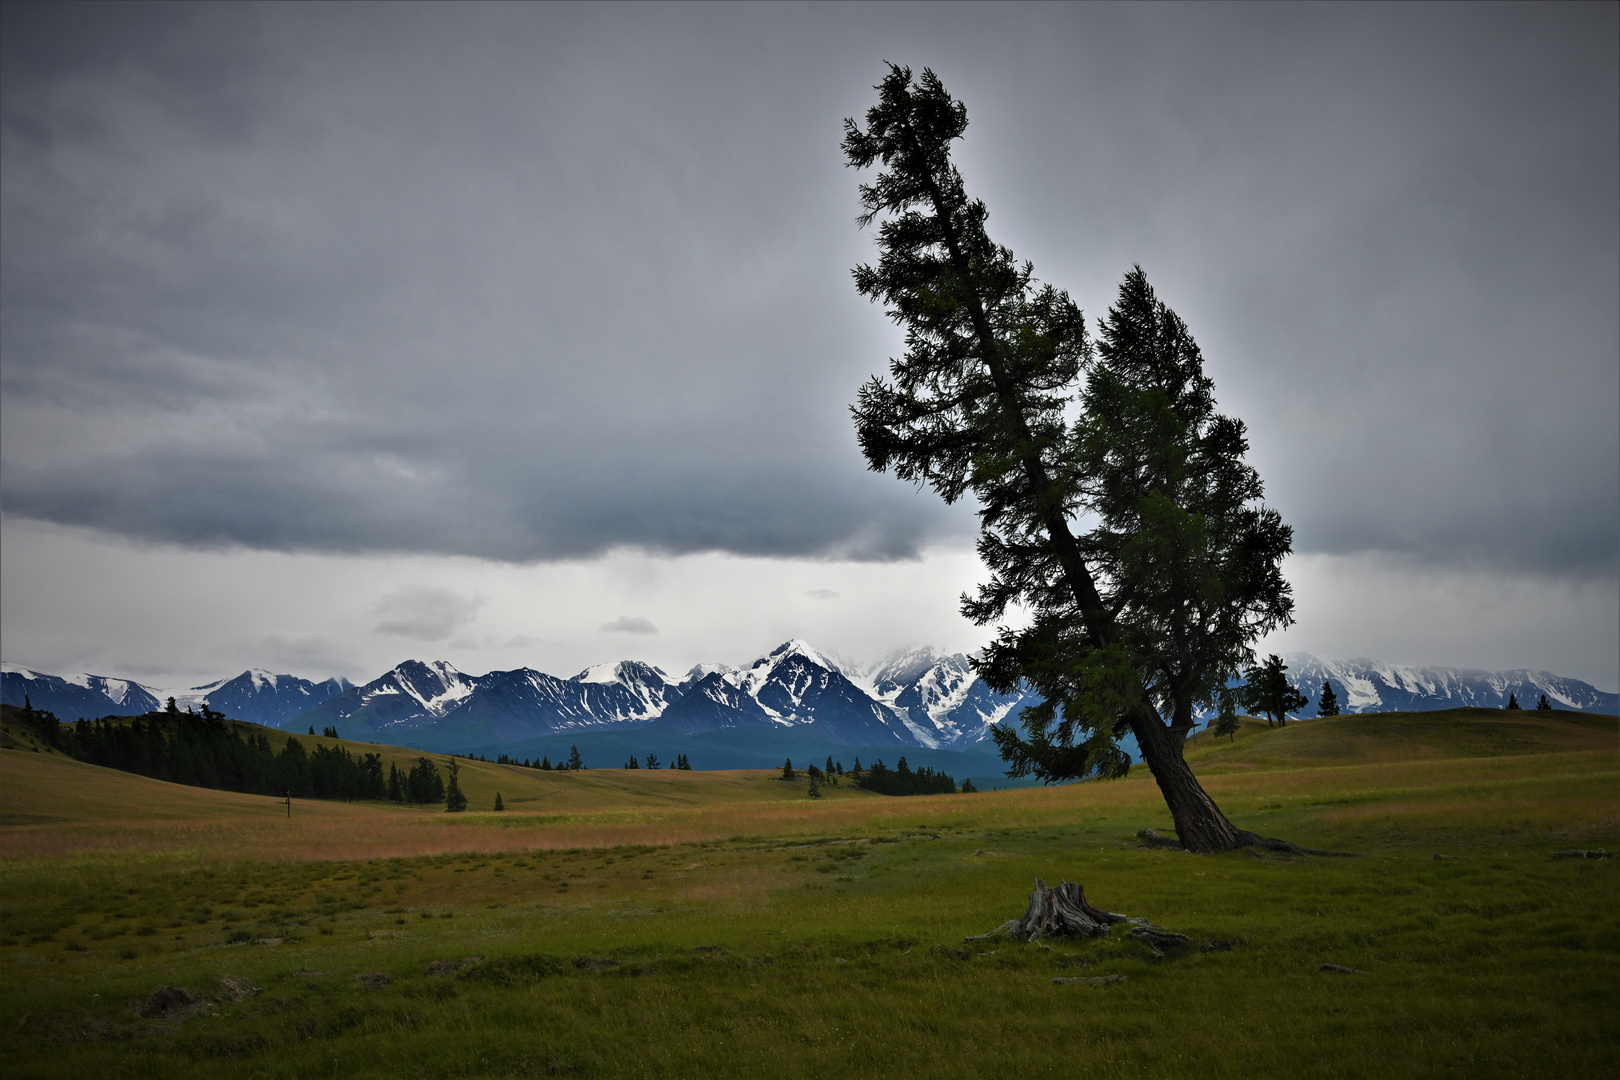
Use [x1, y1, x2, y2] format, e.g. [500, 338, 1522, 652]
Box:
[0, 663, 353, 729]
[287, 640, 1033, 751]
[1280, 654, 1617, 716]
[3, 648, 1614, 754]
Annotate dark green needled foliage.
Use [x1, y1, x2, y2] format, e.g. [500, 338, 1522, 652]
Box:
[1319, 680, 1341, 717]
[1239, 654, 1310, 727]
[845, 65, 1297, 852]
[978, 269, 1295, 779]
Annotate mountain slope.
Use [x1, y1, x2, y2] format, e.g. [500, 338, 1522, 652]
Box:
[852, 647, 1038, 749]
[292, 660, 478, 736]
[650, 641, 914, 746]
[1, 665, 160, 719]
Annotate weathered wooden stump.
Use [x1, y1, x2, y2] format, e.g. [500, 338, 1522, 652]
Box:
[968, 878, 1128, 943]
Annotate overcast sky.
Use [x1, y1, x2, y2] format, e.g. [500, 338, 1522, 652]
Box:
[3, 2, 1616, 690]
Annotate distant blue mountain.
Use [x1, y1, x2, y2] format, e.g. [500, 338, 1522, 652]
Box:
[0, 664, 350, 726]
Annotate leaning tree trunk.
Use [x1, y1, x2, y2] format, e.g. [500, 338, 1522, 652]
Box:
[1128, 706, 1247, 853]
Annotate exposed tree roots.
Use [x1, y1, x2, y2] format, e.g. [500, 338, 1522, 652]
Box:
[1137, 827, 1363, 858]
[968, 878, 1189, 953]
[968, 879, 1123, 942]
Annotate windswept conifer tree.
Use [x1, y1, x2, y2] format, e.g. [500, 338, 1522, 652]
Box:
[444, 757, 468, 812]
[846, 65, 1297, 852]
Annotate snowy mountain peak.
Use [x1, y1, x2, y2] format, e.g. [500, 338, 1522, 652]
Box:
[575, 661, 627, 685]
[867, 645, 948, 700]
[378, 659, 476, 717]
[767, 639, 838, 672]
[572, 660, 672, 688]
[681, 662, 735, 685]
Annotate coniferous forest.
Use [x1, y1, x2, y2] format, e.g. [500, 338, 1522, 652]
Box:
[13, 699, 446, 804]
[853, 756, 958, 796]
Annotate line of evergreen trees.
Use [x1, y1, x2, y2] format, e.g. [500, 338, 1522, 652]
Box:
[11, 697, 458, 805]
[622, 753, 693, 770]
[58, 705, 389, 801]
[852, 756, 958, 796]
[492, 747, 586, 770]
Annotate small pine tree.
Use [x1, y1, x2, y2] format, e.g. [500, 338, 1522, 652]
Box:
[308, 725, 316, 735]
[1536, 694, 1551, 711]
[165, 696, 180, 716]
[445, 758, 468, 812]
[624, 755, 639, 769]
[1505, 692, 1521, 710]
[780, 758, 796, 780]
[961, 778, 978, 793]
[1317, 681, 1340, 717]
[807, 773, 821, 798]
[1238, 655, 1309, 727]
[1211, 687, 1241, 742]
[645, 753, 660, 770]
[493, 792, 505, 811]
[567, 745, 584, 770]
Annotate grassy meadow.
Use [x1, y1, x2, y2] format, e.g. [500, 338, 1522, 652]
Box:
[0, 707, 1615, 1078]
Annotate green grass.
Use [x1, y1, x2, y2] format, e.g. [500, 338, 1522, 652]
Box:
[0, 709, 1614, 1078]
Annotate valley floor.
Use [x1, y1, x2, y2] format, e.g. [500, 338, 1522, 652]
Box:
[0, 708, 1615, 1078]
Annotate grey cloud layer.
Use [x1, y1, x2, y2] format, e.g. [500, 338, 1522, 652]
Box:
[2, 3, 1614, 576]
[372, 585, 483, 642]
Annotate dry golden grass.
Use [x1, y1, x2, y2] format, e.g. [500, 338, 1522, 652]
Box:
[4, 717, 1614, 863]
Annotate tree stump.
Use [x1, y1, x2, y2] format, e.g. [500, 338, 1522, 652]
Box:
[968, 879, 1128, 942]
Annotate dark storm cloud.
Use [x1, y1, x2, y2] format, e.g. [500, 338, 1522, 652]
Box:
[2, 3, 1614, 576]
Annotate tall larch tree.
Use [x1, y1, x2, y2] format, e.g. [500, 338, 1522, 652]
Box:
[846, 65, 1298, 852]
